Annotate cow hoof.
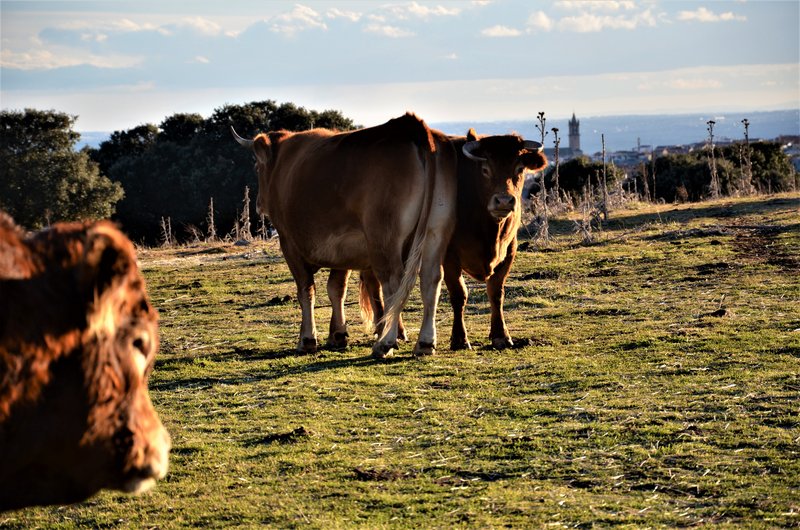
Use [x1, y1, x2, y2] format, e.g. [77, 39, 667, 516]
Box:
[298, 337, 318, 354]
[413, 341, 436, 357]
[491, 337, 513, 350]
[327, 331, 349, 350]
[372, 343, 395, 359]
[450, 339, 472, 351]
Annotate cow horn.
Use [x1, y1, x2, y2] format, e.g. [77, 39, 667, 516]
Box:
[523, 140, 544, 152]
[462, 141, 486, 162]
[231, 126, 254, 149]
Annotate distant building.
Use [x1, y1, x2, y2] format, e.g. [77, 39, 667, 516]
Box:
[568, 113, 580, 152]
[543, 112, 583, 162]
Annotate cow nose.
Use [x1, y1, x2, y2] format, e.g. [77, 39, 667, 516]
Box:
[492, 194, 516, 212]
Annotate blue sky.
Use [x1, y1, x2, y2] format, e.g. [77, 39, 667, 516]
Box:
[1, 0, 798, 132]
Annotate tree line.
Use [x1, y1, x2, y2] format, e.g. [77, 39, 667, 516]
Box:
[1, 102, 355, 243]
[0, 105, 795, 244]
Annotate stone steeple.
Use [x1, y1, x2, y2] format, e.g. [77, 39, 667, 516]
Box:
[568, 112, 580, 152]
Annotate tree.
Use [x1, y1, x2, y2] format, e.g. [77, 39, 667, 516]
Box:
[91, 123, 159, 177]
[93, 101, 358, 243]
[0, 109, 123, 229]
[543, 156, 623, 202]
[159, 113, 205, 145]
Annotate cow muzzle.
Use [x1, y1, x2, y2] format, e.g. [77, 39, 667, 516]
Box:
[488, 194, 516, 220]
[122, 415, 171, 494]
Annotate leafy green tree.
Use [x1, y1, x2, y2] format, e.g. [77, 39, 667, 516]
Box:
[633, 141, 794, 202]
[93, 101, 357, 243]
[542, 156, 623, 201]
[159, 113, 205, 145]
[0, 109, 123, 229]
[91, 124, 159, 177]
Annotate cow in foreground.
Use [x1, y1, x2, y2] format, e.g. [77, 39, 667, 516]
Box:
[358, 129, 547, 350]
[0, 213, 170, 512]
[233, 113, 457, 357]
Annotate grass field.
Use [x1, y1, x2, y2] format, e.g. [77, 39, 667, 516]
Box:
[3, 194, 799, 529]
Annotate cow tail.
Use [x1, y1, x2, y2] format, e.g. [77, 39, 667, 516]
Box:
[358, 272, 374, 333]
[378, 126, 438, 342]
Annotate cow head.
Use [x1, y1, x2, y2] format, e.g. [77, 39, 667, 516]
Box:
[77, 223, 170, 496]
[462, 129, 547, 221]
[0, 219, 170, 510]
[232, 126, 273, 217]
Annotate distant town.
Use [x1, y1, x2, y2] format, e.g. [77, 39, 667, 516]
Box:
[434, 109, 800, 172]
[541, 113, 800, 172]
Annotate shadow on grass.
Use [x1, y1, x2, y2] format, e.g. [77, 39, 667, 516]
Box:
[601, 196, 799, 233]
[152, 347, 409, 392]
[520, 196, 799, 241]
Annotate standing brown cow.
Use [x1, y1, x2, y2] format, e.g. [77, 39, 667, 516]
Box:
[0, 213, 170, 511]
[352, 129, 547, 350]
[233, 113, 457, 358]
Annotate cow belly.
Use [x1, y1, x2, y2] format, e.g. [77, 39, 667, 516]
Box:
[458, 239, 513, 281]
[306, 230, 371, 269]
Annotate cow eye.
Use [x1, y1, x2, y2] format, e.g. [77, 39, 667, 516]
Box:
[132, 335, 150, 376]
[133, 337, 146, 354]
[481, 165, 492, 179]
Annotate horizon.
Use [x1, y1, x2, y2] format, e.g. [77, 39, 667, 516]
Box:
[2, 1, 798, 133]
[73, 108, 800, 156]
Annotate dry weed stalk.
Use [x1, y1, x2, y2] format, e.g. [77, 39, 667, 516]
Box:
[159, 216, 174, 247]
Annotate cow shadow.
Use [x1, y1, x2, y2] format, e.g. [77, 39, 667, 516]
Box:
[151, 345, 407, 392]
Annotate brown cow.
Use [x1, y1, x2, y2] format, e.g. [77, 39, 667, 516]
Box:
[233, 113, 457, 358]
[0, 213, 170, 511]
[354, 129, 547, 350]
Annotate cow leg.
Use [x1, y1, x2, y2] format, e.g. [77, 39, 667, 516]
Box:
[369, 265, 404, 359]
[361, 269, 406, 341]
[414, 231, 453, 356]
[326, 269, 350, 350]
[286, 259, 319, 354]
[487, 243, 516, 349]
[444, 254, 471, 350]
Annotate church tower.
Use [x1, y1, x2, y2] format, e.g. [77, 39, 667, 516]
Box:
[568, 112, 580, 152]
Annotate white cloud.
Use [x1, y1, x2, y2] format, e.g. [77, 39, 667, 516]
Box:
[556, 1, 636, 12]
[668, 78, 723, 90]
[443, 52, 458, 60]
[81, 32, 108, 43]
[190, 55, 210, 64]
[111, 18, 169, 34]
[386, 2, 461, 20]
[408, 2, 461, 18]
[527, 11, 554, 32]
[364, 24, 415, 38]
[677, 7, 746, 22]
[181, 17, 223, 36]
[558, 9, 656, 32]
[326, 8, 362, 22]
[481, 25, 522, 37]
[0, 47, 142, 70]
[270, 4, 327, 35]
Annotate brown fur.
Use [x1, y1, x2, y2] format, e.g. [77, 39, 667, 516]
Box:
[0, 213, 170, 511]
[243, 113, 457, 357]
[356, 131, 548, 350]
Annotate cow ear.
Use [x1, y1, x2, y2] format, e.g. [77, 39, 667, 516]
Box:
[521, 151, 548, 172]
[253, 134, 271, 165]
[79, 223, 132, 300]
[466, 128, 478, 142]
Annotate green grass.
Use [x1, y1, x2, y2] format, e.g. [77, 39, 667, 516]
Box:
[3, 194, 799, 528]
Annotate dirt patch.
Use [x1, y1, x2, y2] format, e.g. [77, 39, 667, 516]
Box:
[731, 224, 800, 271]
